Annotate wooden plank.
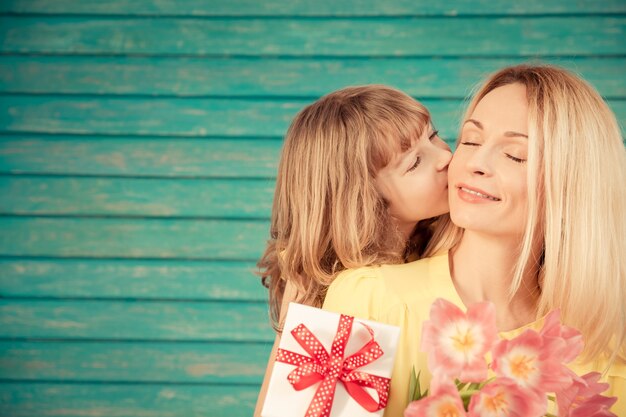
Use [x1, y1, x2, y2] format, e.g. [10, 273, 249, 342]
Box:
[0, 95, 308, 137]
[0, 176, 275, 218]
[0, 259, 266, 300]
[0, 340, 271, 384]
[0, 137, 282, 178]
[1, 16, 624, 56]
[0, 299, 273, 341]
[2, 0, 625, 16]
[0, 217, 269, 260]
[0, 96, 469, 139]
[2, 56, 626, 98]
[0, 382, 258, 417]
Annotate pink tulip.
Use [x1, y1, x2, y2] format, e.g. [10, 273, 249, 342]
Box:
[539, 310, 583, 363]
[404, 376, 467, 417]
[421, 298, 498, 382]
[567, 394, 617, 417]
[491, 329, 572, 394]
[467, 377, 546, 417]
[556, 371, 617, 417]
[556, 371, 609, 414]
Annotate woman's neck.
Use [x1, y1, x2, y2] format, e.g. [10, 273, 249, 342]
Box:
[449, 231, 541, 331]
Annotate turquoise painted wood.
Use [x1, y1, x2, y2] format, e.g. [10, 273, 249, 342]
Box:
[0, 177, 275, 217]
[0, 383, 259, 417]
[0, 96, 307, 137]
[2, 0, 625, 16]
[2, 57, 625, 97]
[0, 137, 282, 177]
[0, 259, 266, 300]
[0, 1, 624, 416]
[0, 341, 272, 383]
[0, 300, 272, 341]
[1, 16, 625, 56]
[0, 218, 268, 259]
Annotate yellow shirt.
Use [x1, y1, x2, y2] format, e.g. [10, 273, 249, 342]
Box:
[322, 251, 625, 417]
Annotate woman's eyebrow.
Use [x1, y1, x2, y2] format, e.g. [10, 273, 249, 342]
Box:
[503, 131, 528, 138]
[463, 119, 527, 138]
[463, 119, 483, 129]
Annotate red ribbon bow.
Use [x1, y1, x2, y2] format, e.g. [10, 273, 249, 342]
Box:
[276, 314, 391, 417]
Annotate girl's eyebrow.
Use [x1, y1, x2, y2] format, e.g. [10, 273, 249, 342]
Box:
[463, 118, 527, 139]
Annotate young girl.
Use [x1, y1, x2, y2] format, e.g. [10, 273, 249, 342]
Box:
[254, 85, 456, 415]
[324, 65, 626, 415]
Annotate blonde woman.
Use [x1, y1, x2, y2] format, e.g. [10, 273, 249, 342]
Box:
[324, 64, 626, 415]
[254, 85, 458, 415]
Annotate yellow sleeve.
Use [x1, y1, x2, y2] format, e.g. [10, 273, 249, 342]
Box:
[608, 375, 625, 415]
[322, 266, 385, 321]
[606, 363, 626, 415]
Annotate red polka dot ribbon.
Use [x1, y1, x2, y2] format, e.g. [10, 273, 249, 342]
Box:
[276, 314, 391, 417]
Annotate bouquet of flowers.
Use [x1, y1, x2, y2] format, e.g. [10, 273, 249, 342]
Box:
[404, 298, 618, 417]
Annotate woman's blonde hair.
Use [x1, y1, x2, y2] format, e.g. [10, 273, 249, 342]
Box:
[462, 64, 626, 361]
[259, 85, 456, 330]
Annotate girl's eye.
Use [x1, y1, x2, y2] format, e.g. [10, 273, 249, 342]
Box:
[429, 130, 439, 140]
[407, 156, 421, 172]
[506, 154, 527, 163]
[460, 141, 480, 146]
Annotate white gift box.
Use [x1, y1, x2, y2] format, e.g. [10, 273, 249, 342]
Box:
[262, 302, 400, 417]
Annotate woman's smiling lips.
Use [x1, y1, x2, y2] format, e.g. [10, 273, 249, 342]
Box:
[455, 183, 501, 203]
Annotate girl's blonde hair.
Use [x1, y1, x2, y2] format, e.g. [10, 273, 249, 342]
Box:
[259, 85, 456, 330]
[462, 64, 626, 361]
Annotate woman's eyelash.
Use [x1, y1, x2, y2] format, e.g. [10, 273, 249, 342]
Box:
[506, 154, 526, 163]
[429, 130, 439, 140]
[460, 139, 526, 163]
[407, 156, 421, 172]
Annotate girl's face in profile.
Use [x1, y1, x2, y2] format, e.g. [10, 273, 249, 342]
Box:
[448, 83, 530, 237]
[375, 127, 452, 233]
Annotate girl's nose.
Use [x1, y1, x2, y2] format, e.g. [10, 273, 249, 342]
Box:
[436, 147, 453, 171]
[432, 137, 453, 171]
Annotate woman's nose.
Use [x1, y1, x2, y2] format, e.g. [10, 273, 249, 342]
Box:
[465, 147, 492, 176]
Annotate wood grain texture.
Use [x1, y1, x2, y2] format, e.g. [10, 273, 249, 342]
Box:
[0, 95, 307, 137]
[0, 217, 269, 260]
[0, 96, 467, 138]
[2, 56, 625, 98]
[0, 340, 272, 383]
[1, 16, 624, 56]
[0, 136, 282, 178]
[0, 95, 309, 137]
[0, 176, 275, 217]
[2, 0, 625, 16]
[0, 258, 266, 300]
[0, 382, 259, 417]
[0, 299, 273, 341]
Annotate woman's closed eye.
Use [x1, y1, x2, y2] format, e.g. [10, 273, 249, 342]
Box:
[505, 153, 526, 163]
[429, 130, 439, 140]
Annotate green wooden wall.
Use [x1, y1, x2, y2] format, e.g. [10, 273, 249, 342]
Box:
[0, 1, 624, 416]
